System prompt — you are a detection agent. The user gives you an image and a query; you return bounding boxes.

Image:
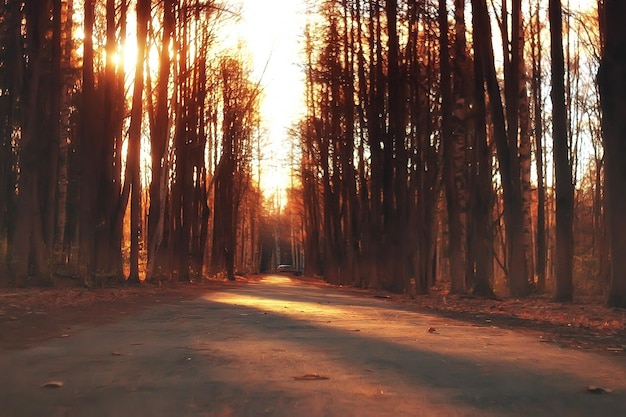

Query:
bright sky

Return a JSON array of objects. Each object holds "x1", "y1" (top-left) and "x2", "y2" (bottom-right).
[{"x1": 224, "y1": 0, "x2": 309, "y2": 203}]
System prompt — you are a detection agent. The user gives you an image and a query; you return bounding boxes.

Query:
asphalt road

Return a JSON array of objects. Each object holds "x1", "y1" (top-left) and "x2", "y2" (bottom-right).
[{"x1": 1, "y1": 275, "x2": 625, "y2": 417}]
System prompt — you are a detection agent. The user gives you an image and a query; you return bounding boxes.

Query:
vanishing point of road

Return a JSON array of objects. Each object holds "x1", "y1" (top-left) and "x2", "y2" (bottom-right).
[{"x1": 1, "y1": 275, "x2": 625, "y2": 416}]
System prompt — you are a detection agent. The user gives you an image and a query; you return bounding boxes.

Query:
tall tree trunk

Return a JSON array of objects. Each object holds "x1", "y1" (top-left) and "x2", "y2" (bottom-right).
[
  {"x1": 550, "y1": 0, "x2": 574, "y2": 302},
  {"x1": 471, "y1": 0, "x2": 529, "y2": 297},
  {"x1": 126, "y1": 0, "x2": 150, "y2": 284},
  {"x1": 0, "y1": 1, "x2": 22, "y2": 277},
  {"x1": 403, "y1": 2, "x2": 440, "y2": 294},
  {"x1": 386, "y1": 0, "x2": 409, "y2": 292},
  {"x1": 340, "y1": 0, "x2": 359, "y2": 287},
  {"x1": 440, "y1": 0, "x2": 465, "y2": 293},
  {"x1": 516, "y1": 12, "x2": 534, "y2": 292},
  {"x1": 599, "y1": 0, "x2": 626, "y2": 308},
  {"x1": 453, "y1": 0, "x2": 473, "y2": 293},
  {"x1": 532, "y1": 0, "x2": 547, "y2": 293},
  {"x1": 469, "y1": 6, "x2": 495, "y2": 297},
  {"x1": 97, "y1": 0, "x2": 127, "y2": 280},
  {"x1": 45, "y1": 0, "x2": 62, "y2": 254},
  {"x1": 10, "y1": 1, "x2": 54, "y2": 285},
  {"x1": 366, "y1": 0, "x2": 386, "y2": 289},
  {"x1": 78, "y1": 0, "x2": 102, "y2": 285},
  {"x1": 147, "y1": 0, "x2": 174, "y2": 279},
  {"x1": 109, "y1": 0, "x2": 129, "y2": 280},
  {"x1": 53, "y1": 0, "x2": 75, "y2": 268},
  {"x1": 301, "y1": 49, "x2": 323, "y2": 276}
]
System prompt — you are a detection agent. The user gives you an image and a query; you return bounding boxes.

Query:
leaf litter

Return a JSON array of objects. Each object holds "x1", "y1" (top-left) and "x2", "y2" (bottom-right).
[{"x1": 292, "y1": 374, "x2": 330, "y2": 381}]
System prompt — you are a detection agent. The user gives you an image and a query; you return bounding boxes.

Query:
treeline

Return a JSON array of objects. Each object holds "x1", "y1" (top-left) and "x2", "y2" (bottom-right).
[
  {"x1": 297, "y1": 0, "x2": 626, "y2": 306},
  {"x1": 0, "y1": 0, "x2": 266, "y2": 286}
]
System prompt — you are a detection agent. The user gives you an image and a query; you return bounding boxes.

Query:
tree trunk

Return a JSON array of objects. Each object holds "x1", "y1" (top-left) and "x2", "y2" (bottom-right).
[
  {"x1": 599, "y1": 0, "x2": 626, "y2": 308},
  {"x1": 440, "y1": 0, "x2": 465, "y2": 293},
  {"x1": 147, "y1": 0, "x2": 174, "y2": 279},
  {"x1": 126, "y1": 0, "x2": 150, "y2": 284},
  {"x1": 10, "y1": 1, "x2": 54, "y2": 285},
  {"x1": 550, "y1": 0, "x2": 574, "y2": 302},
  {"x1": 517, "y1": 24, "x2": 534, "y2": 293},
  {"x1": 471, "y1": 0, "x2": 529, "y2": 297},
  {"x1": 469, "y1": 8, "x2": 495, "y2": 297},
  {"x1": 532, "y1": 0, "x2": 547, "y2": 293}
]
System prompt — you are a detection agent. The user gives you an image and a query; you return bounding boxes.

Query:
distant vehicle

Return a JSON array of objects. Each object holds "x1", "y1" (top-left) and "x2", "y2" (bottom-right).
[{"x1": 277, "y1": 264, "x2": 302, "y2": 276}]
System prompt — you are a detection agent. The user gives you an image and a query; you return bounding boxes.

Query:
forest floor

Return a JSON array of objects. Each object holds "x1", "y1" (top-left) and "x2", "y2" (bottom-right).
[{"x1": 0, "y1": 275, "x2": 625, "y2": 354}]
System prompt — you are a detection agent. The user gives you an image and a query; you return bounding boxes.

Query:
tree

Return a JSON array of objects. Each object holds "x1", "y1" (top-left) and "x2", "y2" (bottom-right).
[
  {"x1": 468, "y1": 1, "x2": 495, "y2": 298},
  {"x1": 407, "y1": 1, "x2": 441, "y2": 294},
  {"x1": 471, "y1": 0, "x2": 529, "y2": 297},
  {"x1": 77, "y1": 0, "x2": 129, "y2": 286},
  {"x1": 385, "y1": 0, "x2": 411, "y2": 292},
  {"x1": 210, "y1": 57, "x2": 258, "y2": 281},
  {"x1": 440, "y1": 0, "x2": 466, "y2": 294},
  {"x1": 301, "y1": 31, "x2": 323, "y2": 277},
  {"x1": 9, "y1": 1, "x2": 57, "y2": 285},
  {"x1": 550, "y1": 0, "x2": 575, "y2": 301},
  {"x1": 0, "y1": 1, "x2": 21, "y2": 278},
  {"x1": 125, "y1": 0, "x2": 150, "y2": 284},
  {"x1": 598, "y1": 0, "x2": 626, "y2": 307},
  {"x1": 531, "y1": 0, "x2": 547, "y2": 293},
  {"x1": 147, "y1": 0, "x2": 175, "y2": 279}
]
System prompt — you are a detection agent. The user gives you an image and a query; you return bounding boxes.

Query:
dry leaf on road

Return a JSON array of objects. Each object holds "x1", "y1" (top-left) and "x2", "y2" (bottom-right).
[
  {"x1": 41, "y1": 381, "x2": 64, "y2": 388},
  {"x1": 292, "y1": 374, "x2": 330, "y2": 381},
  {"x1": 587, "y1": 385, "x2": 612, "y2": 394}
]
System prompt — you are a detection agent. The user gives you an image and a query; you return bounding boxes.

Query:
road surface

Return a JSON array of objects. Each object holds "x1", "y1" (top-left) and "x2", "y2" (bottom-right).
[{"x1": 1, "y1": 275, "x2": 625, "y2": 416}]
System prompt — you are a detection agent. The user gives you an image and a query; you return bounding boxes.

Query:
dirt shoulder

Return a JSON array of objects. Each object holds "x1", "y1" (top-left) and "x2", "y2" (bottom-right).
[{"x1": 1, "y1": 275, "x2": 625, "y2": 356}]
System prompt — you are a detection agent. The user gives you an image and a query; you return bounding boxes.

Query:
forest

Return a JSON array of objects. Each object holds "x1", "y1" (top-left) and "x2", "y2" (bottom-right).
[{"x1": 0, "y1": 0, "x2": 625, "y2": 308}]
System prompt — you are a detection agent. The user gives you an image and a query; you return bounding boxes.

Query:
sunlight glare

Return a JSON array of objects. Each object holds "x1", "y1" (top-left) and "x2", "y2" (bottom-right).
[
  {"x1": 206, "y1": 292, "x2": 365, "y2": 322},
  {"x1": 225, "y1": 0, "x2": 308, "y2": 203}
]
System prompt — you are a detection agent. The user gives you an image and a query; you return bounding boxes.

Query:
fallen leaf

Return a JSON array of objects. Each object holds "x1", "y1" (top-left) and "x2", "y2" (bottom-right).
[
  {"x1": 41, "y1": 381, "x2": 64, "y2": 388},
  {"x1": 293, "y1": 374, "x2": 330, "y2": 381},
  {"x1": 428, "y1": 327, "x2": 437, "y2": 333},
  {"x1": 587, "y1": 385, "x2": 612, "y2": 394}
]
